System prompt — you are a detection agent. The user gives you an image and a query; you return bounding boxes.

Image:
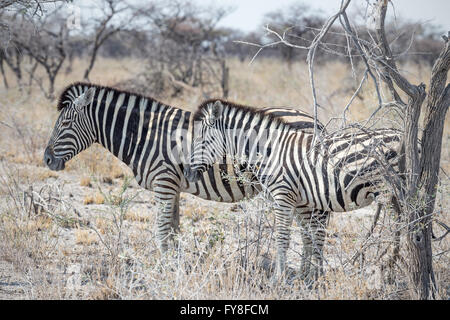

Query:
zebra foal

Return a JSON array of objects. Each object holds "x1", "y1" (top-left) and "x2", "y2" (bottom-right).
[
  {"x1": 43, "y1": 82, "x2": 324, "y2": 256},
  {"x1": 184, "y1": 100, "x2": 403, "y2": 282}
]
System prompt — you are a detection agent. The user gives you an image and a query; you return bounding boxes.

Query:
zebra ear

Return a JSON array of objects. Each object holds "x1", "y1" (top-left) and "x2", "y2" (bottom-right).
[
  {"x1": 74, "y1": 87, "x2": 95, "y2": 112},
  {"x1": 209, "y1": 101, "x2": 223, "y2": 123}
]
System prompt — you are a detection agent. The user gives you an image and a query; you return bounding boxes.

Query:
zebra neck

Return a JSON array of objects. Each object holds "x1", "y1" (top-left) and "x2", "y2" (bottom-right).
[
  {"x1": 229, "y1": 122, "x2": 301, "y2": 183},
  {"x1": 92, "y1": 88, "x2": 191, "y2": 173}
]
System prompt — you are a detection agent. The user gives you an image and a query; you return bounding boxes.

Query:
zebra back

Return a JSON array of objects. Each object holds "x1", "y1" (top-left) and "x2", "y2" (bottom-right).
[{"x1": 260, "y1": 107, "x2": 324, "y2": 133}]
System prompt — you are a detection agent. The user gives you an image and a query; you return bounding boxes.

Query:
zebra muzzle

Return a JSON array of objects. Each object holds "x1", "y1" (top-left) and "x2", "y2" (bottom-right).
[
  {"x1": 183, "y1": 165, "x2": 201, "y2": 182},
  {"x1": 44, "y1": 146, "x2": 65, "y2": 171}
]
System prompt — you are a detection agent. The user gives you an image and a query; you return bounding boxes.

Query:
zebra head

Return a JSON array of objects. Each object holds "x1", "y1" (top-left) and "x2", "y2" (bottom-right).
[
  {"x1": 44, "y1": 86, "x2": 96, "y2": 171},
  {"x1": 184, "y1": 100, "x2": 226, "y2": 182}
]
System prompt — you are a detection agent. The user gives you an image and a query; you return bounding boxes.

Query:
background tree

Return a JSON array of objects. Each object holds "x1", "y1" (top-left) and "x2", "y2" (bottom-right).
[
  {"x1": 8, "y1": 5, "x2": 69, "y2": 99},
  {"x1": 131, "y1": 0, "x2": 232, "y2": 99},
  {"x1": 81, "y1": 0, "x2": 136, "y2": 81},
  {"x1": 261, "y1": 3, "x2": 324, "y2": 65}
]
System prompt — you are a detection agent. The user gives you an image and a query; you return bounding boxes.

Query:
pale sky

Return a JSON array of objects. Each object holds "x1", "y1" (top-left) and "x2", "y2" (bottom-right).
[{"x1": 197, "y1": 0, "x2": 450, "y2": 34}]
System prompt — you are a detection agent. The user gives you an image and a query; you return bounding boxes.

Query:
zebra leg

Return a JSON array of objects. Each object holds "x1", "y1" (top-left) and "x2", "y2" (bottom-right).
[
  {"x1": 169, "y1": 192, "x2": 181, "y2": 252},
  {"x1": 273, "y1": 205, "x2": 294, "y2": 282},
  {"x1": 296, "y1": 209, "x2": 329, "y2": 285},
  {"x1": 171, "y1": 192, "x2": 180, "y2": 234},
  {"x1": 313, "y1": 211, "x2": 330, "y2": 279},
  {"x1": 309, "y1": 211, "x2": 329, "y2": 281},
  {"x1": 154, "y1": 184, "x2": 180, "y2": 253},
  {"x1": 295, "y1": 209, "x2": 313, "y2": 280}
]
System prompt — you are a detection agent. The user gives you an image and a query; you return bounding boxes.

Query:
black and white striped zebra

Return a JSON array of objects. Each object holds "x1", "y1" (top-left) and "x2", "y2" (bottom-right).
[
  {"x1": 43, "y1": 82, "x2": 325, "y2": 255},
  {"x1": 184, "y1": 100, "x2": 403, "y2": 281}
]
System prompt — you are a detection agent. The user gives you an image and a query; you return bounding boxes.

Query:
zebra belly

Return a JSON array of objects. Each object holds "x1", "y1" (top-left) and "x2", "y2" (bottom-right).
[
  {"x1": 181, "y1": 164, "x2": 261, "y2": 203},
  {"x1": 132, "y1": 161, "x2": 260, "y2": 203}
]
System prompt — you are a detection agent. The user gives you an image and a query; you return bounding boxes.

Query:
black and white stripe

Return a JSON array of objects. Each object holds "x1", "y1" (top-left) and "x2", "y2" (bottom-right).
[
  {"x1": 44, "y1": 82, "x2": 324, "y2": 254},
  {"x1": 185, "y1": 100, "x2": 402, "y2": 281}
]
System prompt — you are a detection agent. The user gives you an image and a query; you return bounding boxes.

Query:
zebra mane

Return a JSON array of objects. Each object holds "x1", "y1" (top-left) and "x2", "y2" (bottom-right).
[
  {"x1": 56, "y1": 82, "x2": 161, "y2": 112},
  {"x1": 193, "y1": 98, "x2": 290, "y2": 127},
  {"x1": 57, "y1": 82, "x2": 94, "y2": 111}
]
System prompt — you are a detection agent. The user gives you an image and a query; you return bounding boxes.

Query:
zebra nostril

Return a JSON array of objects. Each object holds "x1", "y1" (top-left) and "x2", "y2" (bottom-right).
[
  {"x1": 44, "y1": 154, "x2": 53, "y2": 167},
  {"x1": 44, "y1": 146, "x2": 54, "y2": 167}
]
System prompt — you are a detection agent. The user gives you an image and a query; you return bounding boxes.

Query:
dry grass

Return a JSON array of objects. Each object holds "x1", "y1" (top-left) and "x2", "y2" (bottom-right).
[
  {"x1": 124, "y1": 210, "x2": 151, "y2": 223},
  {"x1": 80, "y1": 176, "x2": 92, "y2": 187},
  {"x1": 83, "y1": 192, "x2": 105, "y2": 205},
  {"x1": 75, "y1": 228, "x2": 99, "y2": 245},
  {"x1": 0, "y1": 55, "x2": 448, "y2": 300}
]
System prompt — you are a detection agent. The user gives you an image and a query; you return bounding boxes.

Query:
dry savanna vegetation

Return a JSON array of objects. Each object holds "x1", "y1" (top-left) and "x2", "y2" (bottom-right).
[{"x1": 0, "y1": 0, "x2": 448, "y2": 300}]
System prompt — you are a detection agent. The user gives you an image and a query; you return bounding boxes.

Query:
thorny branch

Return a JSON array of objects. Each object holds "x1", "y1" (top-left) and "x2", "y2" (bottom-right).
[
  {"x1": 432, "y1": 220, "x2": 450, "y2": 242},
  {"x1": 306, "y1": 0, "x2": 351, "y2": 145},
  {"x1": 236, "y1": 0, "x2": 449, "y2": 299}
]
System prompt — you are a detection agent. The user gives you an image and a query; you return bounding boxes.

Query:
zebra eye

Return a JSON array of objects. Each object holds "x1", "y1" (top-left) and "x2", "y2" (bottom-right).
[{"x1": 60, "y1": 119, "x2": 71, "y2": 128}]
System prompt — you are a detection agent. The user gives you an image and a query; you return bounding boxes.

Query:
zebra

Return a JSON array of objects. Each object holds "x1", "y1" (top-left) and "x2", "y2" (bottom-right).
[
  {"x1": 43, "y1": 82, "x2": 326, "y2": 257},
  {"x1": 184, "y1": 99, "x2": 403, "y2": 282}
]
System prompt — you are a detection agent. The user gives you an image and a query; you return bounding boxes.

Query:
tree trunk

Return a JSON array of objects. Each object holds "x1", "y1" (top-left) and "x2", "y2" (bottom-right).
[
  {"x1": 83, "y1": 43, "x2": 99, "y2": 81},
  {"x1": 221, "y1": 59, "x2": 229, "y2": 99},
  {"x1": 409, "y1": 34, "x2": 450, "y2": 299},
  {"x1": 372, "y1": 0, "x2": 450, "y2": 299}
]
